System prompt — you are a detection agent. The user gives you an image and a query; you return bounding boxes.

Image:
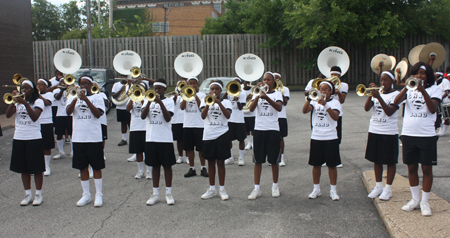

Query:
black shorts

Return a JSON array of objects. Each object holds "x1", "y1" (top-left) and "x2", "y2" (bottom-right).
[
  {"x1": 183, "y1": 128, "x2": 203, "y2": 151},
  {"x1": 252, "y1": 130, "x2": 281, "y2": 164},
  {"x1": 129, "y1": 131, "x2": 146, "y2": 154},
  {"x1": 203, "y1": 133, "x2": 231, "y2": 161},
  {"x1": 172, "y1": 123, "x2": 183, "y2": 141},
  {"x1": 10, "y1": 139, "x2": 45, "y2": 174},
  {"x1": 400, "y1": 135, "x2": 438, "y2": 166},
  {"x1": 337, "y1": 116, "x2": 342, "y2": 144},
  {"x1": 278, "y1": 118, "x2": 288, "y2": 138},
  {"x1": 41, "y1": 123, "x2": 55, "y2": 150},
  {"x1": 51, "y1": 106, "x2": 57, "y2": 127},
  {"x1": 244, "y1": 117, "x2": 255, "y2": 133},
  {"x1": 54, "y1": 116, "x2": 72, "y2": 136},
  {"x1": 116, "y1": 109, "x2": 131, "y2": 124},
  {"x1": 309, "y1": 139, "x2": 341, "y2": 167},
  {"x1": 72, "y1": 142, "x2": 105, "y2": 170},
  {"x1": 145, "y1": 142, "x2": 176, "y2": 168},
  {"x1": 101, "y1": 124, "x2": 108, "y2": 141},
  {"x1": 228, "y1": 122, "x2": 246, "y2": 142},
  {"x1": 365, "y1": 133, "x2": 398, "y2": 165}
]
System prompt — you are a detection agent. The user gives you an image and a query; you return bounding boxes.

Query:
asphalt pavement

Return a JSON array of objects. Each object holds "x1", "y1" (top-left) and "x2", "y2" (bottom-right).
[{"x1": 0, "y1": 91, "x2": 449, "y2": 237}]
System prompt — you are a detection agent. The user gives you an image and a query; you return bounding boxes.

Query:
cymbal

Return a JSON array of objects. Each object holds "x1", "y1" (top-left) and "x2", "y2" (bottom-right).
[
  {"x1": 389, "y1": 56, "x2": 396, "y2": 70},
  {"x1": 419, "y1": 42, "x2": 446, "y2": 70},
  {"x1": 371, "y1": 54, "x2": 392, "y2": 74},
  {"x1": 394, "y1": 57, "x2": 408, "y2": 81},
  {"x1": 408, "y1": 44, "x2": 425, "y2": 66}
]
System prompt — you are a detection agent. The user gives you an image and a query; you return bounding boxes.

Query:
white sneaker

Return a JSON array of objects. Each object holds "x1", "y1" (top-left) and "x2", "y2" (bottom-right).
[
  {"x1": 378, "y1": 189, "x2": 392, "y2": 200},
  {"x1": 279, "y1": 158, "x2": 286, "y2": 167},
  {"x1": 52, "y1": 152, "x2": 65, "y2": 159},
  {"x1": 330, "y1": 191, "x2": 340, "y2": 201},
  {"x1": 176, "y1": 157, "x2": 183, "y2": 164},
  {"x1": 166, "y1": 193, "x2": 175, "y2": 205},
  {"x1": 336, "y1": 164, "x2": 343, "y2": 168},
  {"x1": 272, "y1": 185, "x2": 280, "y2": 198},
  {"x1": 146, "y1": 195, "x2": 159, "y2": 206},
  {"x1": 76, "y1": 193, "x2": 92, "y2": 207},
  {"x1": 245, "y1": 143, "x2": 252, "y2": 150},
  {"x1": 321, "y1": 163, "x2": 327, "y2": 167},
  {"x1": 420, "y1": 201, "x2": 432, "y2": 216},
  {"x1": 94, "y1": 193, "x2": 103, "y2": 207},
  {"x1": 402, "y1": 199, "x2": 420, "y2": 212},
  {"x1": 186, "y1": 158, "x2": 190, "y2": 164},
  {"x1": 135, "y1": 171, "x2": 144, "y2": 179},
  {"x1": 248, "y1": 189, "x2": 261, "y2": 200},
  {"x1": 225, "y1": 158, "x2": 234, "y2": 165},
  {"x1": 219, "y1": 189, "x2": 229, "y2": 200},
  {"x1": 127, "y1": 154, "x2": 137, "y2": 162},
  {"x1": 368, "y1": 186, "x2": 383, "y2": 198},
  {"x1": 32, "y1": 194, "x2": 43, "y2": 206},
  {"x1": 44, "y1": 167, "x2": 51, "y2": 176},
  {"x1": 238, "y1": 157, "x2": 245, "y2": 166},
  {"x1": 20, "y1": 194, "x2": 33, "y2": 206},
  {"x1": 308, "y1": 189, "x2": 321, "y2": 199},
  {"x1": 89, "y1": 167, "x2": 93, "y2": 179},
  {"x1": 201, "y1": 188, "x2": 217, "y2": 199},
  {"x1": 78, "y1": 173, "x2": 81, "y2": 178},
  {"x1": 145, "y1": 171, "x2": 152, "y2": 179}
]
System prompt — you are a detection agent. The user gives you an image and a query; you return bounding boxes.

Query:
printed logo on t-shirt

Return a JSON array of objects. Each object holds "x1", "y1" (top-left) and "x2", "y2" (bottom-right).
[
  {"x1": 186, "y1": 101, "x2": 198, "y2": 113},
  {"x1": 408, "y1": 93, "x2": 427, "y2": 117},
  {"x1": 315, "y1": 106, "x2": 327, "y2": 121},
  {"x1": 16, "y1": 105, "x2": 31, "y2": 124},
  {"x1": 258, "y1": 99, "x2": 272, "y2": 116},
  {"x1": 150, "y1": 103, "x2": 162, "y2": 124},
  {"x1": 133, "y1": 103, "x2": 142, "y2": 117},
  {"x1": 374, "y1": 101, "x2": 383, "y2": 115},
  {"x1": 76, "y1": 100, "x2": 92, "y2": 119},
  {"x1": 208, "y1": 106, "x2": 224, "y2": 125}
]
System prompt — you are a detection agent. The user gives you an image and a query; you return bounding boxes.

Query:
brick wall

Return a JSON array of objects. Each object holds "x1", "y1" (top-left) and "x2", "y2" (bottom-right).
[{"x1": 0, "y1": 0, "x2": 34, "y2": 114}]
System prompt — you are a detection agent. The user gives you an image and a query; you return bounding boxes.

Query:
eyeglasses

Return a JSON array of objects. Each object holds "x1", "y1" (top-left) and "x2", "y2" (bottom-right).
[{"x1": 319, "y1": 88, "x2": 331, "y2": 92}]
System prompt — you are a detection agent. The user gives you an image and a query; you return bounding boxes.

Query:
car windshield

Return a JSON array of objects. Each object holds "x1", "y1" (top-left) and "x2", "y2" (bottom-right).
[
  {"x1": 199, "y1": 78, "x2": 234, "y2": 93},
  {"x1": 73, "y1": 70, "x2": 106, "y2": 85}
]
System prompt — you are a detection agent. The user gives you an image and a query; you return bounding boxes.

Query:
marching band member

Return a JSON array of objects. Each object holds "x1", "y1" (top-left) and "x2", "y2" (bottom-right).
[
  {"x1": 66, "y1": 75, "x2": 106, "y2": 207},
  {"x1": 274, "y1": 73, "x2": 290, "y2": 167},
  {"x1": 53, "y1": 82, "x2": 73, "y2": 159},
  {"x1": 99, "y1": 91, "x2": 109, "y2": 160},
  {"x1": 141, "y1": 78, "x2": 176, "y2": 205},
  {"x1": 200, "y1": 80, "x2": 232, "y2": 200},
  {"x1": 126, "y1": 83, "x2": 152, "y2": 179},
  {"x1": 37, "y1": 78, "x2": 55, "y2": 176},
  {"x1": 173, "y1": 77, "x2": 188, "y2": 164},
  {"x1": 302, "y1": 80, "x2": 341, "y2": 201},
  {"x1": 363, "y1": 70, "x2": 400, "y2": 200},
  {"x1": 180, "y1": 77, "x2": 208, "y2": 178},
  {"x1": 436, "y1": 68, "x2": 450, "y2": 136},
  {"x1": 393, "y1": 62, "x2": 442, "y2": 216},
  {"x1": 242, "y1": 80, "x2": 255, "y2": 150},
  {"x1": 48, "y1": 70, "x2": 63, "y2": 126},
  {"x1": 112, "y1": 75, "x2": 131, "y2": 147},
  {"x1": 223, "y1": 77, "x2": 247, "y2": 166},
  {"x1": 247, "y1": 72, "x2": 283, "y2": 200},
  {"x1": 6, "y1": 80, "x2": 45, "y2": 206}
]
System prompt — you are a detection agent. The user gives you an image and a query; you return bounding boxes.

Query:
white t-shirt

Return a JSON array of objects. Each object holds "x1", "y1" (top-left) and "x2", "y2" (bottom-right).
[
  {"x1": 310, "y1": 99, "x2": 341, "y2": 140},
  {"x1": 14, "y1": 99, "x2": 44, "y2": 140},
  {"x1": 171, "y1": 96, "x2": 184, "y2": 124},
  {"x1": 129, "y1": 100, "x2": 147, "y2": 132},
  {"x1": 401, "y1": 85, "x2": 443, "y2": 137},
  {"x1": 228, "y1": 92, "x2": 246, "y2": 123},
  {"x1": 182, "y1": 91, "x2": 206, "y2": 128},
  {"x1": 99, "y1": 92, "x2": 108, "y2": 126},
  {"x1": 49, "y1": 77, "x2": 61, "y2": 91},
  {"x1": 143, "y1": 97, "x2": 174, "y2": 143},
  {"x1": 368, "y1": 91, "x2": 400, "y2": 135},
  {"x1": 112, "y1": 82, "x2": 128, "y2": 110},
  {"x1": 305, "y1": 79, "x2": 314, "y2": 91},
  {"x1": 53, "y1": 89, "x2": 69, "y2": 117},
  {"x1": 253, "y1": 91, "x2": 283, "y2": 131},
  {"x1": 278, "y1": 86, "x2": 290, "y2": 119},
  {"x1": 333, "y1": 82, "x2": 348, "y2": 116},
  {"x1": 439, "y1": 79, "x2": 450, "y2": 103},
  {"x1": 39, "y1": 92, "x2": 53, "y2": 124},
  {"x1": 67, "y1": 94, "x2": 105, "y2": 143},
  {"x1": 242, "y1": 88, "x2": 255, "y2": 117},
  {"x1": 201, "y1": 99, "x2": 232, "y2": 141}
]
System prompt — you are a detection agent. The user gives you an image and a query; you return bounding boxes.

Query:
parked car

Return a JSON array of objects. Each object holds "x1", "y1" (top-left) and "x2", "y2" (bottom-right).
[
  {"x1": 199, "y1": 77, "x2": 234, "y2": 96},
  {"x1": 72, "y1": 67, "x2": 116, "y2": 114}
]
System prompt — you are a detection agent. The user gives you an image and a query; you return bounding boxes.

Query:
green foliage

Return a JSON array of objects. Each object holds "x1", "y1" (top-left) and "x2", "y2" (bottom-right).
[
  {"x1": 31, "y1": 0, "x2": 62, "y2": 41},
  {"x1": 201, "y1": 0, "x2": 247, "y2": 35},
  {"x1": 113, "y1": 15, "x2": 154, "y2": 38},
  {"x1": 61, "y1": 1, "x2": 82, "y2": 31}
]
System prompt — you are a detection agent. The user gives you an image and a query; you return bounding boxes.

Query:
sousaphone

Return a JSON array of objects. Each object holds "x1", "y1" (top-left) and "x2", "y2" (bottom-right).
[
  {"x1": 174, "y1": 52, "x2": 203, "y2": 78},
  {"x1": 235, "y1": 53, "x2": 265, "y2": 82},
  {"x1": 317, "y1": 46, "x2": 350, "y2": 78},
  {"x1": 53, "y1": 48, "x2": 82, "y2": 84},
  {"x1": 112, "y1": 50, "x2": 142, "y2": 106},
  {"x1": 370, "y1": 54, "x2": 392, "y2": 75}
]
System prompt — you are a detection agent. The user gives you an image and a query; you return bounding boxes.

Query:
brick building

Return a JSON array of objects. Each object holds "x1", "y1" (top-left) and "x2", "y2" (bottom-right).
[
  {"x1": 0, "y1": 0, "x2": 34, "y2": 114},
  {"x1": 116, "y1": 0, "x2": 226, "y2": 36}
]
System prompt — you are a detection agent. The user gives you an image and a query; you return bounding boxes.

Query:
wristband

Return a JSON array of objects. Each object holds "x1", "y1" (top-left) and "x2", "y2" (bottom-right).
[{"x1": 306, "y1": 97, "x2": 312, "y2": 101}]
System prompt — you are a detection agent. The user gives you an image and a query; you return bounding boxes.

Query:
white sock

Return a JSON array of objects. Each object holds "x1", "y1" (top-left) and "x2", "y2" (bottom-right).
[
  {"x1": 272, "y1": 183, "x2": 278, "y2": 188},
  {"x1": 330, "y1": 185, "x2": 337, "y2": 192},
  {"x1": 385, "y1": 184, "x2": 392, "y2": 190},
  {"x1": 44, "y1": 155, "x2": 51, "y2": 168},
  {"x1": 166, "y1": 187, "x2": 172, "y2": 194},
  {"x1": 146, "y1": 165, "x2": 152, "y2": 172},
  {"x1": 239, "y1": 150, "x2": 244, "y2": 158},
  {"x1": 70, "y1": 139, "x2": 73, "y2": 154},
  {"x1": 137, "y1": 162, "x2": 144, "y2": 172},
  {"x1": 281, "y1": 154, "x2": 284, "y2": 160},
  {"x1": 249, "y1": 135, "x2": 253, "y2": 143},
  {"x1": 57, "y1": 139, "x2": 64, "y2": 154},
  {"x1": 153, "y1": 187, "x2": 160, "y2": 195},
  {"x1": 219, "y1": 185, "x2": 225, "y2": 191},
  {"x1": 210, "y1": 185, "x2": 216, "y2": 191},
  {"x1": 190, "y1": 166, "x2": 195, "y2": 170},
  {"x1": 122, "y1": 133, "x2": 127, "y2": 141},
  {"x1": 81, "y1": 180, "x2": 90, "y2": 195},
  {"x1": 376, "y1": 182, "x2": 383, "y2": 188},
  {"x1": 230, "y1": 149, "x2": 233, "y2": 157},
  {"x1": 254, "y1": 184, "x2": 260, "y2": 190},
  {"x1": 94, "y1": 178, "x2": 102, "y2": 194},
  {"x1": 313, "y1": 184, "x2": 320, "y2": 191},
  {"x1": 201, "y1": 166, "x2": 205, "y2": 170},
  {"x1": 25, "y1": 189, "x2": 32, "y2": 196},
  {"x1": 422, "y1": 191, "x2": 430, "y2": 203},
  {"x1": 410, "y1": 186, "x2": 420, "y2": 202},
  {"x1": 36, "y1": 190, "x2": 42, "y2": 196},
  {"x1": 442, "y1": 125, "x2": 449, "y2": 134}
]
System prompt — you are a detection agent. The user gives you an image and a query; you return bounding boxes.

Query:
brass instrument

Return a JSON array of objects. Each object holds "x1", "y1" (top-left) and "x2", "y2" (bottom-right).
[
  {"x1": 164, "y1": 81, "x2": 187, "y2": 98},
  {"x1": 2, "y1": 73, "x2": 26, "y2": 91},
  {"x1": 66, "y1": 86, "x2": 85, "y2": 100},
  {"x1": 308, "y1": 88, "x2": 325, "y2": 101},
  {"x1": 405, "y1": 77, "x2": 421, "y2": 91},
  {"x1": 226, "y1": 81, "x2": 241, "y2": 97},
  {"x1": 356, "y1": 84, "x2": 383, "y2": 97},
  {"x1": 311, "y1": 78, "x2": 325, "y2": 89},
  {"x1": 145, "y1": 89, "x2": 158, "y2": 102},
  {"x1": 252, "y1": 84, "x2": 268, "y2": 97},
  {"x1": 91, "y1": 82, "x2": 102, "y2": 94},
  {"x1": 128, "y1": 84, "x2": 146, "y2": 102},
  {"x1": 275, "y1": 78, "x2": 285, "y2": 94},
  {"x1": 328, "y1": 76, "x2": 341, "y2": 90},
  {"x1": 13, "y1": 73, "x2": 23, "y2": 84},
  {"x1": 130, "y1": 66, "x2": 141, "y2": 78},
  {"x1": 204, "y1": 94, "x2": 215, "y2": 106},
  {"x1": 180, "y1": 85, "x2": 196, "y2": 101},
  {"x1": 3, "y1": 93, "x2": 24, "y2": 104},
  {"x1": 64, "y1": 74, "x2": 75, "y2": 85},
  {"x1": 111, "y1": 83, "x2": 130, "y2": 106}
]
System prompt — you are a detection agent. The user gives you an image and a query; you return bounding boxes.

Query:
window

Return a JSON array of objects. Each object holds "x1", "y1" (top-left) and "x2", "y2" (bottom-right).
[
  {"x1": 169, "y1": 4, "x2": 173, "y2": 7},
  {"x1": 211, "y1": 11, "x2": 217, "y2": 18},
  {"x1": 214, "y1": 2, "x2": 221, "y2": 13},
  {"x1": 175, "y1": 3, "x2": 179, "y2": 7},
  {"x1": 152, "y1": 22, "x2": 169, "y2": 33},
  {"x1": 164, "y1": 4, "x2": 168, "y2": 7},
  {"x1": 180, "y1": 3, "x2": 184, "y2": 6}
]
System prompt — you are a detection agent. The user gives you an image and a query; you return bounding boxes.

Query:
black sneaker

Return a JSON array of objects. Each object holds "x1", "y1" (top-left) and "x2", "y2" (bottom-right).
[
  {"x1": 184, "y1": 168, "x2": 196, "y2": 178},
  {"x1": 118, "y1": 140, "x2": 128, "y2": 146},
  {"x1": 200, "y1": 168, "x2": 209, "y2": 177}
]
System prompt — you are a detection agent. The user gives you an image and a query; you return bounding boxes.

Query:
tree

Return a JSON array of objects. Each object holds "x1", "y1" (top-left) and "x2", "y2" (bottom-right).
[
  {"x1": 31, "y1": 0, "x2": 62, "y2": 41},
  {"x1": 61, "y1": 1, "x2": 82, "y2": 31}
]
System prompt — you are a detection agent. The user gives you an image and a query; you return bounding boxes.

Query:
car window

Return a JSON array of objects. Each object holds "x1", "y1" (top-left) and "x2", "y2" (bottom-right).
[{"x1": 73, "y1": 70, "x2": 106, "y2": 85}]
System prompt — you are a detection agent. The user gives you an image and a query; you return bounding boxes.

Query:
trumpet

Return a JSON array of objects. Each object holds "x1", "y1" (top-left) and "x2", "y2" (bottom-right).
[
  {"x1": 308, "y1": 88, "x2": 325, "y2": 101},
  {"x1": 252, "y1": 84, "x2": 268, "y2": 97},
  {"x1": 356, "y1": 84, "x2": 383, "y2": 97},
  {"x1": 226, "y1": 81, "x2": 241, "y2": 97},
  {"x1": 180, "y1": 85, "x2": 196, "y2": 101},
  {"x1": 128, "y1": 84, "x2": 146, "y2": 102},
  {"x1": 204, "y1": 94, "x2": 215, "y2": 106},
  {"x1": 3, "y1": 93, "x2": 24, "y2": 104},
  {"x1": 130, "y1": 66, "x2": 141, "y2": 78},
  {"x1": 66, "y1": 86, "x2": 85, "y2": 100},
  {"x1": 145, "y1": 89, "x2": 158, "y2": 102},
  {"x1": 405, "y1": 77, "x2": 421, "y2": 91}
]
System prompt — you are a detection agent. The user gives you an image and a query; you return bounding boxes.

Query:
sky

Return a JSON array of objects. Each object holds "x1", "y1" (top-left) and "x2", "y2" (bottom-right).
[{"x1": 31, "y1": 0, "x2": 87, "y2": 6}]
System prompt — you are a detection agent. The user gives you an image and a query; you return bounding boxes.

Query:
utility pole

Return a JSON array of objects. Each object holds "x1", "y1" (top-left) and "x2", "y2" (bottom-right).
[
  {"x1": 163, "y1": 7, "x2": 170, "y2": 36},
  {"x1": 86, "y1": 0, "x2": 94, "y2": 69},
  {"x1": 109, "y1": 0, "x2": 113, "y2": 29},
  {"x1": 98, "y1": 0, "x2": 101, "y2": 24}
]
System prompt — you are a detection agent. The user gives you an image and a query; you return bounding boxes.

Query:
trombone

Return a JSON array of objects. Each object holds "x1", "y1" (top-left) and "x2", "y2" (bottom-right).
[
  {"x1": 405, "y1": 77, "x2": 421, "y2": 91},
  {"x1": 145, "y1": 89, "x2": 158, "y2": 102},
  {"x1": 164, "y1": 80, "x2": 187, "y2": 97},
  {"x1": 308, "y1": 88, "x2": 325, "y2": 101},
  {"x1": 3, "y1": 93, "x2": 24, "y2": 104},
  {"x1": 130, "y1": 66, "x2": 141, "y2": 78},
  {"x1": 91, "y1": 82, "x2": 102, "y2": 94},
  {"x1": 204, "y1": 94, "x2": 215, "y2": 106},
  {"x1": 356, "y1": 84, "x2": 383, "y2": 97},
  {"x1": 128, "y1": 84, "x2": 146, "y2": 102},
  {"x1": 226, "y1": 81, "x2": 241, "y2": 97},
  {"x1": 180, "y1": 85, "x2": 196, "y2": 101},
  {"x1": 312, "y1": 76, "x2": 341, "y2": 91},
  {"x1": 64, "y1": 74, "x2": 76, "y2": 86},
  {"x1": 2, "y1": 73, "x2": 25, "y2": 91}
]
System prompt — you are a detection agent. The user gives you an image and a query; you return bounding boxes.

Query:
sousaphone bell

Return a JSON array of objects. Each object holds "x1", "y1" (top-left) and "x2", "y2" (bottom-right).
[
  {"x1": 174, "y1": 52, "x2": 203, "y2": 78},
  {"x1": 317, "y1": 46, "x2": 350, "y2": 78},
  {"x1": 235, "y1": 53, "x2": 265, "y2": 82}
]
